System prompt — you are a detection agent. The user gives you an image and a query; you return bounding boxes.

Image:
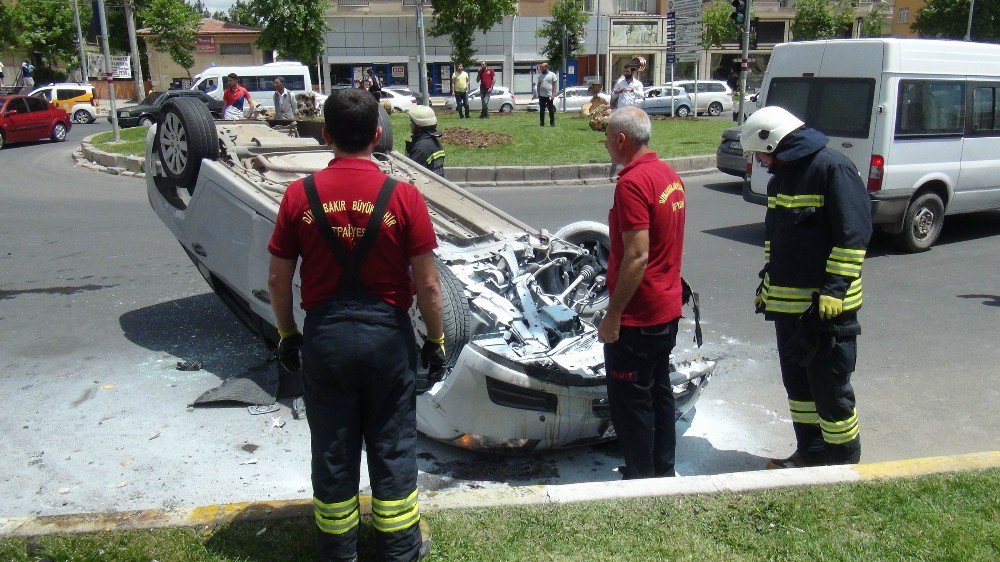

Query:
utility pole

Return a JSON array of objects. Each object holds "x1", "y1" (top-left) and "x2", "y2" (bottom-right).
[
  {"x1": 965, "y1": 0, "x2": 976, "y2": 41},
  {"x1": 561, "y1": 25, "x2": 568, "y2": 112},
  {"x1": 97, "y1": 0, "x2": 120, "y2": 142},
  {"x1": 124, "y1": 0, "x2": 145, "y2": 101},
  {"x1": 736, "y1": 0, "x2": 751, "y2": 126},
  {"x1": 416, "y1": 0, "x2": 430, "y2": 106},
  {"x1": 72, "y1": 0, "x2": 89, "y2": 82}
]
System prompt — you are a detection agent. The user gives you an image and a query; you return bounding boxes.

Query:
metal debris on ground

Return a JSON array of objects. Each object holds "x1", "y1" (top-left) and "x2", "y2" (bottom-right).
[
  {"x1": 440, "y1": 127, "x2": 512, "y2": 149},
  {"x1": 239, "y1": 459, "x2": 258, "y2": 465},
  {"x1": 176, "y1": 360, "x2": 202, "y2": 371},
  {"x1": 148, "y1": 431, "x2": 160, "y2": 440},
  {"x1": 270, "y1": 416, "x2": 285, "y2": 429},
  {"x1": 248, "y1": 404, "x2": 280, "y2": 415}
]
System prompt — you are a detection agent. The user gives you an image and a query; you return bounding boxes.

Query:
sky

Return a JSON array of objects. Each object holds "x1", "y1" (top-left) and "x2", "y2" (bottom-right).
[{"x1": 203, "y1": 1, "x2": 236, "y2": 15}]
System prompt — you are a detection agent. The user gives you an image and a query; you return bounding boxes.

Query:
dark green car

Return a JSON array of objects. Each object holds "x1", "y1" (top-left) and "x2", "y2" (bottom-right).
[{"x1": 109, "y1": 90, "x2": 223, "y2": 128}]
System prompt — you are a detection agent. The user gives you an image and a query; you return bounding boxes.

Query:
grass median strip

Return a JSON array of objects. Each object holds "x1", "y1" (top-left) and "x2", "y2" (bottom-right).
[
  {"x1": 2, "y1": 469, "x2": 997, "y2": 561},
  {"x1": 91, "y1": 126, "x2": 149, "y2": 158}
]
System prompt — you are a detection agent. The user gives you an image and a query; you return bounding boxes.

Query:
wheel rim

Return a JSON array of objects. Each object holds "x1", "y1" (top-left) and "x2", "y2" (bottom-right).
[
  {"x1": 678, "y1": 107, "x2": 688, "y2": 117},
  {"x1": 74, "y1": 110, "x2": 87, "y2": 123},
  {"x1": 54, "y1": 124, "x2": 66, "y2": 140},
  {"x1": 141, "y1": 118, "x2": 153, "y2": 127},
  {"x1": 160, "y1": 113, "x2": 189, "y2": 176},
  {"x1": 501, "y1": 104, "x2": 512, "y2": 113},
  {"x1": 913, "y1": 206, "x2": 937, "y2": 240},
  {"x1": 709, "y1": 103, "x2": 722, "y2": 116}
]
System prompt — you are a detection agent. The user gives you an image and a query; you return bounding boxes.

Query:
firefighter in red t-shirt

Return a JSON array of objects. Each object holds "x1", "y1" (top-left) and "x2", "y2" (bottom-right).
[
  {"x1": 268, "y1": 89, "x2": 444, "y2": 561},
  {"x1": 599, "y1": 106, "x2": 687, "y2": 479}
]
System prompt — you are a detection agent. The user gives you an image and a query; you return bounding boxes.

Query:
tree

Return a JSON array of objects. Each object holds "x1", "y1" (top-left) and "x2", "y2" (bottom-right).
[
  {"x1": 702, "y1": 0, "x2": 740, "y2": 49},
  {"x1": 791, "y1": 0, "x2": 853, "y2": 40},
  {"x1": 140, "y1": 0, "x2": 201, "y2": 78},
  {"x1": 250, "y1": 0, "x2": 329, "y2": 63},
  {"x1": 428, "y1": 0, "x2": 518, "y2": 67},
  {"x1": 536, "y1": 0, "x2": 588, "y2": 69},
  {"x1": 912, "y1": 0, "x2": 1000, "y2": 41},
  {"x1": 220, "y1": 0, "x2": 262, "y2": 27},
  {"x1": 189, "y1": 0, "x2": 209, "y2": 18},
  {"x1": 5, "y1": 0, "x2": 89, "y2": 69},
  {"x1": 859, "y1": 2, "x2": 888, "y2": 37}
]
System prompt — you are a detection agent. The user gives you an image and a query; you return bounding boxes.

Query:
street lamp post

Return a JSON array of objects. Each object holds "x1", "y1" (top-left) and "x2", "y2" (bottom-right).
[
  {"x1": 965, "y1": 0, "x2": 976, "y2": 41},
  {"x1": 416, "y1": 0, "x2": 430, "y2": 106}
]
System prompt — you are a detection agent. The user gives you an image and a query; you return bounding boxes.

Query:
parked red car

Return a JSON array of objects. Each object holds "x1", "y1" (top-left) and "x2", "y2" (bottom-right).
[{"x1": 0, "y1": 95, "x2": 71, "y2": 149}]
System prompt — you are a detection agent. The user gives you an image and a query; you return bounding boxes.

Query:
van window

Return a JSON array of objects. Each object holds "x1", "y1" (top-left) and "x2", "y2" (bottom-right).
[
  {"x1": 767, "y1": 78, "x2": 876, "y2": 139},
  {"x1": 895, "y1": 80, "x2": 965, "y2": 137},
  {"x1": 972, "y1": 86, "x2": 1000, "y2": 133},
  {"x1": 241, "y1": 74, "x2": 306, "y2": 92},
  {"x1": 57, "y1": 89, "x2": 87, "y2": 100}
]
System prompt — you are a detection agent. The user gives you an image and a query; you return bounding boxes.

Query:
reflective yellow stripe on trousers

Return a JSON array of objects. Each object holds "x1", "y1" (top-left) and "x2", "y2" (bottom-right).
[
  {"x1": 788, "y1": 399, "x2": 820, "y2": 424},
  {"x1": 314, "y1": 495, "x2": 360, "y2": 535},
  {"x1": 371, "y1": 489, "x2": 420, "y2": 533},
  {"x1": 820, "y1": 409, "x2": 860, "y2": 444}
]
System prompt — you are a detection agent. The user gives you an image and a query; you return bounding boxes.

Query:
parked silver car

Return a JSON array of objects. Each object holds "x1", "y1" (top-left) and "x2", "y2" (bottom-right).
[
  {"x1": 672, "y1": 80, "x2": 735, "y2": 116},
  {"x1": 640, "y1": 86, "x2": 694, "y2": 117},
  {"x1": 528, "y1": 86, "x2": 611, "y2": 112},
  {"x1": 444, "y1": 86, "x2": 517, "y2": 113}
]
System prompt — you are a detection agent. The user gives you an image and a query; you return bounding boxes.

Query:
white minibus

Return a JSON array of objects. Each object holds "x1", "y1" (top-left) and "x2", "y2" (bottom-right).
[
  {"x1": 190, "y1": 62, "x2": 313, "y2": 110},
  {"x1": 744, "y1": 39, "x2": 1000, "y2": 252}
]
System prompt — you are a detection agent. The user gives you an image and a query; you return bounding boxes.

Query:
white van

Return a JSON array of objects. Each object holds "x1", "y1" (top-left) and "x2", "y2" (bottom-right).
[
  {"x1": 744, "y1": 39, "x2": 1000, "y2": 252},
  {"x1": 190, "y1": 62, "x2": 313, "y2": 110}
]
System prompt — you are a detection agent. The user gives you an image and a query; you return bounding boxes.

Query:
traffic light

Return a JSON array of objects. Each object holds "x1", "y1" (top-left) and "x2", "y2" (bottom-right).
[{"x1": 731, "y1": 0, "x2": 746, "y2": 26}]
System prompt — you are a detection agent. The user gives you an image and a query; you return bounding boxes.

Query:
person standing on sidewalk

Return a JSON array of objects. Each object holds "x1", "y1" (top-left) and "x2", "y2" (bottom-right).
[
  {"x1": 598, "y1": 107, "x2": 687, "y2": 479},
  {"x1": 477, "y1": 61, "x2": 495, "y2": 119},
  {"x1": 451, "y1": 63, "x2": 470, "y2": 118},
  {"x1": 272, "y1": 77, "x2": 296, "y2": 121},
  {"x1": 267, "y1": 88, "x2": 445, "y2": 561},
  {"x1": 536, "y1": 62, "x2": 558, "y2": 127},
  {"x1": 740, "y1": 106, "x2": 871, "y2": 468}
]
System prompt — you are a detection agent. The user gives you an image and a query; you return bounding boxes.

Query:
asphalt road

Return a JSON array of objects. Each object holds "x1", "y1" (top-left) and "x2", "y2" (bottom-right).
[{"x1": 1, "y1": 124, "x2": 998, "y2": 518}]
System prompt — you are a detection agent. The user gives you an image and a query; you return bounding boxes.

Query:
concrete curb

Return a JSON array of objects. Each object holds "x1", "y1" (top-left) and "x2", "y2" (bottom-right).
[
  {"x1": 75, "y1": 131, "x2": 145, "y2": 178},
  {"x1": 2, "y1": 451, "x2": 997, "y2": 538}
]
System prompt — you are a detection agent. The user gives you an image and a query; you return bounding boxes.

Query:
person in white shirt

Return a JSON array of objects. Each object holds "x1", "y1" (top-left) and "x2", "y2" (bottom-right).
[
  {"x1": 535, "y1": 62, "x2": 559, "y2": 127},
  {"x1": 613, "y1": 65, "x2": 644, "y2": 109}
]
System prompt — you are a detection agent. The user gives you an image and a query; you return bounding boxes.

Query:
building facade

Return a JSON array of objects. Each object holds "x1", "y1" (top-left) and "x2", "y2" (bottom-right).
[
  {"x1": 891, "y1": 0, "x2": 924, "y2": 37},
  {"x1": 140, "y1": 18, "x2": 263, "y2": 91}
]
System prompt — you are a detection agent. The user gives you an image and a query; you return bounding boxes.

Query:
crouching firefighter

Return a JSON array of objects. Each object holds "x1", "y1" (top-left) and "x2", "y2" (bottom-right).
[
  {"x1": 405, "y1": 106, "x2": 445, "y2": 177},
  {"x1": 740, "y1": 106, "x2": 872, "y2": 468},
  {"x1": 267, "y1": 88, "x2": 446, "y2": 561}
]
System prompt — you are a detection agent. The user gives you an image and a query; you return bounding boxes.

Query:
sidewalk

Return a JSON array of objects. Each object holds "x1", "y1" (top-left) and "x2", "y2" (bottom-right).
[{"x1": 2, "y1": 451, "x2": 997, "y2": 537}]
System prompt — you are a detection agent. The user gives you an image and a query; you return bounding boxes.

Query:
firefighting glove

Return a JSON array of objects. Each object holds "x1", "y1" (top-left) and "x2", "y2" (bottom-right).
[
  {"x1": 276, "y1": 330, "x2": 303, "y2": 374},
  {"x1": 416, "y1": 335, "x2": 446, "y2": 395},
  {"x1": 818, "y1": 295, "x2": 844, "y2": 320},
  {"x1": 754, "y1": 270, "x2": 768, "y2": 314}
]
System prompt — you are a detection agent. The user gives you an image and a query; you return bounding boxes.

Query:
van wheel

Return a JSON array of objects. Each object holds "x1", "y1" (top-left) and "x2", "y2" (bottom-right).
[
  {"x1": 73, "y1": 109, "x2": 91, "y2": 124},
  {"x1": 708, "y1": 102, "x2": 723, "y2": 116},
  {"x1": 895, "y1": 192, "x2": 944, "y2": 252},
  {"x1": 157, "y1": 96, "x2": 219, "y2": 194},
  {"x1": 675, "y1": 105, "x2": 691, "y2": 118},
  {"x1": 375, "y1": 105, "x2": 393, "y2": 154}
]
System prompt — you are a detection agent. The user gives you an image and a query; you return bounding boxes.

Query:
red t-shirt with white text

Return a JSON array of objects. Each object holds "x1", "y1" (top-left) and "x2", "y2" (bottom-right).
[
  {"x1": 607, "y1": 152, "x2": 686, "y2": 327},
  {"x1": 267, "y1": 158, "x2": 438, "y2": 311}
]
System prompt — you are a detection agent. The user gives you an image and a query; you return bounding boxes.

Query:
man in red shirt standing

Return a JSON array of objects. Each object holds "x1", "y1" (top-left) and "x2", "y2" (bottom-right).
[
  {"x1": 268, "y1": 88, "x2": 444, "y2": 561},
  {"x1": 223, "y1": 72, "x2": 256, "y2": 119},
  {"x1": 599, "y1": 106, "x2": 687, "y2": 479},
  {"x1": 477, "y1": 60, "x2": 495, "y2": 119}
]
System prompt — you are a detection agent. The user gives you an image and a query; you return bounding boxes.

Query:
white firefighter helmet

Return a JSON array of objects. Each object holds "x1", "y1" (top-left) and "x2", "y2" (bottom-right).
[{"x1": 739, "y1": 106, "x2": 805, "y2": 154}]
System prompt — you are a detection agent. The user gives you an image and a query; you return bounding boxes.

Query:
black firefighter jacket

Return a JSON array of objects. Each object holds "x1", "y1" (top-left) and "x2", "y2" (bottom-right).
[
  {"x1": 760, "y1": 128, "x2": 873, "y2": 320},
  {"x1": 405, "y1": 130, "x2": 445, "y2": 177}
]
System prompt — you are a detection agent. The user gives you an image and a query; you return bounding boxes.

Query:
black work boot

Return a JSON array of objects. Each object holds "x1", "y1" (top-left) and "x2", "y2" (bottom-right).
[
  {"x1": 765, "y1": 452, "x2": 808, "y2": 469},
  {"x1": 418, "y1": 519, "x2": 432, "y2": 560}
]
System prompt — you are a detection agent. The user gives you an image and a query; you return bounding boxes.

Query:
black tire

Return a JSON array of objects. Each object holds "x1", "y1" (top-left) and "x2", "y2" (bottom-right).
[
  {"x1": 410, "y1": 259, "x2": 470, "y2": 369},
  {"x1": 0, "y1": 130, "x2": 5, "y2": 150},
  {"x1": 375, "y1": 104, "x2": 393, "y2": 154},
  {"x1": 708, "y1": 102, "x2": 723, "y2": 117},
  {"x1": 73, "y1": 109, "x2": 91, "y2": 124},
  {"x1": 51, "y1": 122, "x2": 67, "y2": 142},
  {"x1": 156, "y1": 96, "x2": 219, "y2": 194},
  {"x1": 552, "y1": 221, "x2": 611, "y2": 317},
  {"x1": 139, "y1": 116, "x2": 154, "y2": 127},
  {"x1": 675, "y1": 105, "x2": 691, "y2": 118},
  {"x1": 894, "y1": 192, "x2": 945, "y2": 252},
  {"x1": 500, "y1": 103, "x2": 513, "y2": 113}
]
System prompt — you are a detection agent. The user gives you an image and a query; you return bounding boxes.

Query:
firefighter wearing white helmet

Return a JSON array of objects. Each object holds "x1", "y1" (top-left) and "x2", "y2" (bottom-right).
[
  {"x1": 741, "y1": 105, "x2": 872, "y2": 469},
  {"x1": 405, "y1": 105, "x2": 445, "y2": 177}
]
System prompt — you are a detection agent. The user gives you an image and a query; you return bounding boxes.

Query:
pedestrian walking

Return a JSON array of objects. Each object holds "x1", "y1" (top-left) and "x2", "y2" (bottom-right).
[
  {"x1": 223, "y1": 73, "x2": 256, "y2": 119},
  {"x1": 268, "y1": 88, "x2": 445, "y2": 560},
  {"x1": 20, "y1": 60, "x2": 35, "y2": 91},
  {"x1": 536, "y1": 62, "x2": 558, "y2": 127},
  {"x1": 598, "y1": 107, "x2": 687, "y2": 479},
  {"x1": 612, "y1": 65, "x2": 643, "y2": 109},
  {"x1": 740, "y1": 106, "x2": 871, "y2": 468},
  {"x1": 0, "y1": 60, "x2": 5, "y2": 88},
  {"x1": 477, "y1": 61, "x2": 495, "y2": 118},
  {"x1": 367, "y1": 67, "x2": 382, "y2": 100},
  {"x1": 272, "y1": 77, "x2": 296, "y2": 121},
  {"x1": 451, "y1": 63, "x2": 469, "y2": 118},
  {"x1": 405, "y1": 105, "x2": 445, "y2": 177}
]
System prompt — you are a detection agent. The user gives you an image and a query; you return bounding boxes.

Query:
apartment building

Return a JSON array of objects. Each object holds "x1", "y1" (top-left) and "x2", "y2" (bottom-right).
[{"x1": 891, "y1": 0, "x2": 923, "y2": 37}]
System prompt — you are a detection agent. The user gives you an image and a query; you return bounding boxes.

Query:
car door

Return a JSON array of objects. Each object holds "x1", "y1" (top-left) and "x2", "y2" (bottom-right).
[
  {"x1": 23, "y1": 96, "x2": 53, "y2": 139},
  {"x1": 641, "y1": 87, "x2": 663, "y2": 114},
  {"x1": 3, "y1": 98, "x2": 31, "y2": 141}
]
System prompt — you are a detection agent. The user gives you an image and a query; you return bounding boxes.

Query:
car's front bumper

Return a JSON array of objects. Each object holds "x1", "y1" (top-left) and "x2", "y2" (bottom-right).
[{"x1": 108, "y1": 115, "x2": 142, "y2": 128}]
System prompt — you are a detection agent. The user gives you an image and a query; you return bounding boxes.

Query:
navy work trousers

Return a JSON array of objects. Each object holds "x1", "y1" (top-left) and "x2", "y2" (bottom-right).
[
  {"x1": 538, "y1": 95, "x2": 555, "y2": 126},
  {"x1": 604, "y1": 319, "x2": 679, "y2": 479}
]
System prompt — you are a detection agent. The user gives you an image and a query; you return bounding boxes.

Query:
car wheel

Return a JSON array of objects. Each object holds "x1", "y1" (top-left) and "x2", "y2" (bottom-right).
[
  {"x1": 0, "y1": 130, "x2": 6, "y2": 150},
  {"x1": 895, "y1": 192, "x2": 945, "y2": 252},
  {"x1": 409, "y1": 259, "x2": 471, "y2": 370},
  {"x1": 708, "y1": 102, "x2": 723, "y2": 117},
  {"x1": 73, "y1": 109, "x2": 91, "y2": 124},
  {"x1": 139, "y1": 116, "x2": 154, "y2": 127},
  {"x1": 500, "y1": 103, "x2": 513, "y2": 113},
  {"x1": 374, "y1": 104, "x2": 393, "y2": 154},
  {"x1": 157, "y1": 96, "x2": 219, "y2": 195},
  {"x1": 550, "y1": 221, "x2": 611, "y2": 318},
  {"x1": 51, "y1": 122, "x2": 67, "y2": 142},
  {"x1": 676, "y1": 105, "x2": 691, "y2": 118}
]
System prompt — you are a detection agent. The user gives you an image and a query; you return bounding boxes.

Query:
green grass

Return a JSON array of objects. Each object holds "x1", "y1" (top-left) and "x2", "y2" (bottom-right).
[
  {"x1": 2, "y1": 470, "x2": 997, "y2": 561},
  {"x1": 91, "y1": 126, "x2": 149, "y2": 157},
  {"x1": 390, "y1": 111, "x2": 729, "y2": 167}
]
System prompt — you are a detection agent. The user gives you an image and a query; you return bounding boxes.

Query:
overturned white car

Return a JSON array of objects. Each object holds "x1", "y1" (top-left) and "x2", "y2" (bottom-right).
[{"x1": 145, "y1": 97, "x2": 714, "y2": 451}]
